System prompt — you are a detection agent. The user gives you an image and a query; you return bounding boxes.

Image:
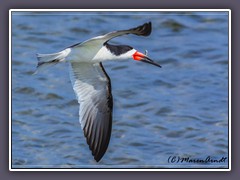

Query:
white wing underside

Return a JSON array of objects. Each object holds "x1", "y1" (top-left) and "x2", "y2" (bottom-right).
[{"x1": 69, "y1": 62, "x2": 112, "y2": 162}]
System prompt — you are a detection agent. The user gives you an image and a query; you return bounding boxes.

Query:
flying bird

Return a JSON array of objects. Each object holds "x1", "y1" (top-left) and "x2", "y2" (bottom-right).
[{"x1": 36, "y1": 22, "x2": 161, "y2": 162}]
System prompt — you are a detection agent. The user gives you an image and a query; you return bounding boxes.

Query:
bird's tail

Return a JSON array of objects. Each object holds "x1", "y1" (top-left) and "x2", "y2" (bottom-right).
[{"x1": 34, "y1": 48, "x2": 71, "y2": 74}]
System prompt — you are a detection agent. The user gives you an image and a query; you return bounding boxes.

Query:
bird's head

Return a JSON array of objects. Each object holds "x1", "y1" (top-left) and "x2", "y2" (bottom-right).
[
  {"x1": 103, "y1": 43, "x2": 161, "y2": 68},
  {"x1": 132, "y1": 50, "x2": 161, "y2": 68}
]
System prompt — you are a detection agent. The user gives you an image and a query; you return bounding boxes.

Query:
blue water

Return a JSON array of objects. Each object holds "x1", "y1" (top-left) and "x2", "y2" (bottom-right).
[{"x1": 11, "y1": 11, "x2": 229, "y2": 169}]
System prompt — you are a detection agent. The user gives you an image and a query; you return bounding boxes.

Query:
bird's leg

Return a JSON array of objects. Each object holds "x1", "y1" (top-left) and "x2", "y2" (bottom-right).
[{"x1": 144, "y1": 50, "x2": 148, "y2": 56}]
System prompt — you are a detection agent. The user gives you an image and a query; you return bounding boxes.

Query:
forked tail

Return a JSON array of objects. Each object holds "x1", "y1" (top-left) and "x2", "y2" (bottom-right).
[{"x1": 35, "y1": 48, "x2": 71, "y2": 73}]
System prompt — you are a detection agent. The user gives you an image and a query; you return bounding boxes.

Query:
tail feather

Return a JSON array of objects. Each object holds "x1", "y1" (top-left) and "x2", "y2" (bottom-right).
[{"x1": 35, "y1": 48, "x2": 71, "y2": 73}]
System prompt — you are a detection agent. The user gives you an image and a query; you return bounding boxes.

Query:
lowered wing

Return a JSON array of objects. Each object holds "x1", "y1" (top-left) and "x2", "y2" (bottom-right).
[{"x1": 69, "y1": 62, "x2": 113, "y2": 162}]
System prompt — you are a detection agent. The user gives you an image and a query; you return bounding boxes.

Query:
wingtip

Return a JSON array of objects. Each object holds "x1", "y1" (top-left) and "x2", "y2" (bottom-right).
[
  {"x1": 93, "y1": 149, "x2": 107, "y2": 162},
  {"x1": 91, "y1": 143, "x2": 108, "y2": 162},
  {"x1": 141, "y1": 21, "x2": 152, "y2": 36},
  {"x1": 94, "y1": 156, "x2": 102, "y2": 162}
]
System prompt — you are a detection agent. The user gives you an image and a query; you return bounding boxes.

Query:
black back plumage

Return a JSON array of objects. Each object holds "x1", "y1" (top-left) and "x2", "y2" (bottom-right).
[{"x1": 104, "y1": 42, "x2": 133, "y2": 56}]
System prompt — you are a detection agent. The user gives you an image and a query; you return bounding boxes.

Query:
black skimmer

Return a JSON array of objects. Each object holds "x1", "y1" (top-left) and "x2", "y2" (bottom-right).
[{"x1": 36, "y1": 22, "x2": 161, "y2": 162}]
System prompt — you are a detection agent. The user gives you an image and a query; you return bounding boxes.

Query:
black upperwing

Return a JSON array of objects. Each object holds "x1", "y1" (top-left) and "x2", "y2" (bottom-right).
[
  {"x1": 102, "y1": 22, "x2": 152, "y2": 41},
  {"x1": 69, "y1": 22, "x2": 152, "y2": 49}
]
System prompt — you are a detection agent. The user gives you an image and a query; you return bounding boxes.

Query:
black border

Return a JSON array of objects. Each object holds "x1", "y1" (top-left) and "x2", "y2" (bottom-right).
[
  {"x1": 9, "y1": 9, "x2": 230, "y2": 171},
  {"x1": 1, "y1": 0, "x2": 240, "y2": 179}
]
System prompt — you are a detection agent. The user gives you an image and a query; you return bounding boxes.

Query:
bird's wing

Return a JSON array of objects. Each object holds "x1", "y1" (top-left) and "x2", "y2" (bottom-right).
[
  {"x1": 99, "y1": 21, "x2": 152, "y2": 41},
  {"x1": 69, "y1": 62, "x2": 112, "y2": 162},
  {"x1": 70, "y1": 22, "x2": 152, "y2": 49}
]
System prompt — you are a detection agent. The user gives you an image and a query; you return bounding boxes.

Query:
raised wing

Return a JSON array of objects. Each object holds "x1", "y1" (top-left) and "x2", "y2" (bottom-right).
[
  {"x1": 100, "y1": 21, "x2": 152, "y2": 41},
  {"x1": 69, "y1": 62, "x2": 113, "y2": 162},
  {"x1": 70, "y1": 22, "x2": 152, "y2": 49}
]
